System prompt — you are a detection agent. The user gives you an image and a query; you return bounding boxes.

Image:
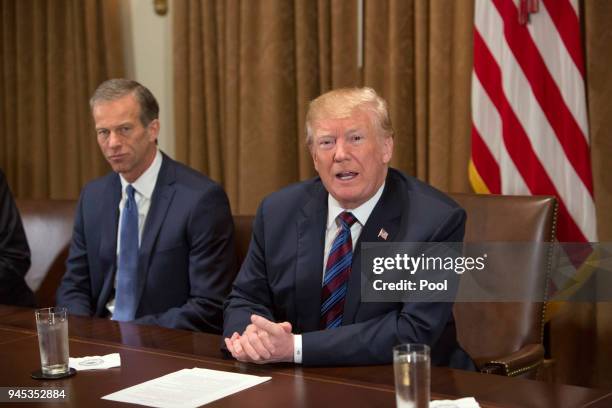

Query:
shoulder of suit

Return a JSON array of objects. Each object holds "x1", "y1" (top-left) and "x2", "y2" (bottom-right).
[
  {"x1": 166, "y1": 156, "x2": 217, "y2": 186},
  {"x1": 260, "y1": 177, "x2": 322, "y2": 207},
  {"x1": 388, "y1": 168, "x2": 463, "y2": 212},
  {"x1": 80, "y1": 171, "x2": 118, "y2": 196}
]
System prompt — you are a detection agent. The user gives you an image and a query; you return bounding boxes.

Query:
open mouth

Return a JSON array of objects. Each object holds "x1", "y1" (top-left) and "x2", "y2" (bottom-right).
[{"x1": 336, "y1": 171, "x2": 358, "y2": 181}]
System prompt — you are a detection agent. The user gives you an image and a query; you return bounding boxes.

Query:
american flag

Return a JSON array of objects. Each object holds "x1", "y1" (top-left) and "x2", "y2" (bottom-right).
[{"x1": 469, "y1": 0, "x2": 597, "y2": 243}]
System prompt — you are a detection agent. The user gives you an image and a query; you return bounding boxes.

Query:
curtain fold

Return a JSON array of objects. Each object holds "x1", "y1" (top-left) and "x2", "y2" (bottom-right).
[
  {"x1": 174, "y1": 0, "x2": 474, "y2": 214},
  {"x1": 0, "y1": 0, "x2": 124, "y2": 198},
  {"x1": 175, "y1": 0, "x2": 363, "y2": 214},
  {"x1": 400, "y1": 0, "x2": 473, "y2": 192},
  {"x1": 540, "y1": 0, "x2": 612, "y2": 390},
  {"x1": 581, "y1": 0, "x2": 612, "y2": 389}
]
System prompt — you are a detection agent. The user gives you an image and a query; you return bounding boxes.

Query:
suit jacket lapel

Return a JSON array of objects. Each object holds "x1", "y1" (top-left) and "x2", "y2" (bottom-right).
[
  {"x1": 135, "y1": 154, "x2": 176, "y2": 309},
  {"x1": 97, "y1": 174, "x2": 121, "y2": 309},
  {"x1": 294, "y1": 182, "x2": 328, "y2": 333},
  {"x1": 344, "y1": 176, "x2": 404, "y2": 324}
]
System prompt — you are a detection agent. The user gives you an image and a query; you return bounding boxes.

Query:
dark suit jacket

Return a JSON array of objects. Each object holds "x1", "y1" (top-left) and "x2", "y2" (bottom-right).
[
  {"x1": 223, "y1": 168, "x2": 474, "y2": 368},
  {"x1": 0, "y1": 169, "x2": 35, "y2": 307},
  {"x1": 57, "y1": 154, "x2": 236, "y2": 333}
]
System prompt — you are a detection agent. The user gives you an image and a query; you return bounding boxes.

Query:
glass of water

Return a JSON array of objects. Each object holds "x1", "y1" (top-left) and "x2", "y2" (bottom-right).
[
  {"x1": 393, "y1": 343, "x2": 430, "y2": 408},
  {"x1": 35, "y1": 307, "x2": 69, "y2": 376}
]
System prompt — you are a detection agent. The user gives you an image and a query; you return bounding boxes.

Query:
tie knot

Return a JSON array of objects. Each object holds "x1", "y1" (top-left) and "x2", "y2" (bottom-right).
[
  {"x1": 126, "y1": 185, "x2": 136, "y2": 200},
  {"x1": 338, "y1": 211, "x2": 357, "y2": 229}
]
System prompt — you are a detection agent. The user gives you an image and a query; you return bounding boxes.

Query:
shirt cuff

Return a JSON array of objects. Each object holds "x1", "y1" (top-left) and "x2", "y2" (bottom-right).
[{"x1": 293, "y1": 334, "x2": 302, "y2": 364}]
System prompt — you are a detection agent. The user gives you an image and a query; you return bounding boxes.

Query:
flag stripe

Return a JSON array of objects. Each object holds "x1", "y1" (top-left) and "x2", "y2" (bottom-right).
[
  {"x1": 472, "y1": 0, "x2": 595, "y2": 242},
  {"x1": 472, "y1": 32, "x2": 530, "y2": 195},
  {"x1": 471, "y1": 72, "x2": 502, "y2": 162},
  {"x1": 528, "y1": 1, "x2": 588, "y2": 138},
  {"x1": 492, "y1": 0, "x2": 594, "y2": 194},
  {"x1": 498, "y1": 34, "x2": 596, "y2": 240},
  {"x1": 469, "y1": 160, "x2": 491, "y2": 194},
  {"x1": 471, "y1": 128, "x2": 501, "y2": 194},
  {"x1": 542, "y1": 0, "x2": 585, "y2": 76}
]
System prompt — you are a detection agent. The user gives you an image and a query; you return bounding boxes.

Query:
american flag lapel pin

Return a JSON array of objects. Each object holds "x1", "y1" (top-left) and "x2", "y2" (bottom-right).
[{"x1": 378, "y1": 228, "x2": 389, "y2": 240}]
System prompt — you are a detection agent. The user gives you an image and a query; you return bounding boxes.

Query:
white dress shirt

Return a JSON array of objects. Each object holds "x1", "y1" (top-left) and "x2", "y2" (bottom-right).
[
  {"x1": 293, "y1": 182, "x2": 385, "y2": 363},
  {"x1": 107, "y1": 149, "x2": 162, "y2": 316}
]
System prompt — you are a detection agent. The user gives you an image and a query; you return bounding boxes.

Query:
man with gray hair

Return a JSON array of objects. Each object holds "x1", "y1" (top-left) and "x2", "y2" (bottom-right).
[
  {"x1": 223, "y1": 87, "x2": 474, "y2": 368},
  {"x1": 57, "y1": 79, "x2": 236, "y2": 333}
]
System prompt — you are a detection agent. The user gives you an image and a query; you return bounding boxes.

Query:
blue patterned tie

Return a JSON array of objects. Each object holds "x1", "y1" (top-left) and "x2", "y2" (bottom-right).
[
  {"x1": 320, "y1": 211, "x2": 358, "y2": 329},
  {"x1": 113, "y1": 185, "x2": 139, "y2": 321}
]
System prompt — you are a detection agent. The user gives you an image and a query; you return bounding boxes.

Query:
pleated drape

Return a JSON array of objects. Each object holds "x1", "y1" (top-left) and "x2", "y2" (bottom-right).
[{"x1": 0, "y1": 0, "x2": 124, "y2": 198}]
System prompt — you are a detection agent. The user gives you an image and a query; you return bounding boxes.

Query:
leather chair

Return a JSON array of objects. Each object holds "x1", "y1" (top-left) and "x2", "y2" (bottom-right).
[
  {"x1": 232, "y1": 215, "x2": 254, "y2": 269},
  {"x1": 16, "y1": 200, "x2": 254, "y2": 308},
  {"x1": 449, "y1": 193, "x2": 557, "y2": 378},
  {"x1": 228, "y1": 194, "x2": 557, "y2": 378},
  {"x1": 16, "y1": 199, "x2": 76, "y2": 307}
]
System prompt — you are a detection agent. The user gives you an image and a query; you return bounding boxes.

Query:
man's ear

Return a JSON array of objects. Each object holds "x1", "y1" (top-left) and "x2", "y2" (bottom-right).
[
  {"x1": 382, "y1": 135, "x2": 394, "y2": 164},
  {"x1": 147, "y1": 119, "x2": 160, "y2": 142},
  {"x1": 310, "y1": 144, "x2": 320, "y2": 172}
]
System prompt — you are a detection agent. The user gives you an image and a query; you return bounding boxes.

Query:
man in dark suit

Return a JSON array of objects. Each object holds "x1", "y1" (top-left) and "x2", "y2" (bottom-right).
[
  {"x1": 223, "y1": 87, "x2": 473, "y2": 368},
  {"x1": 57, "y1": 79, "x2": 235, "y2": 333},
  {"x1": 0, "y1": 168, "x2": 35, "y2": 307}
]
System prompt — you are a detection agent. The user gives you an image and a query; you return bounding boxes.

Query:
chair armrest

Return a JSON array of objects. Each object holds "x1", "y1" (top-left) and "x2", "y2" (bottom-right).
[{"x1": 480, "y1": 344, "x2": 544, "y2": 377}]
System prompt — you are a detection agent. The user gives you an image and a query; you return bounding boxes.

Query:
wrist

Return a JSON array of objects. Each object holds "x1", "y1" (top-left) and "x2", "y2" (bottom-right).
[{"x1": 292, "y1": 334, "x2": 302, "y2": 364}]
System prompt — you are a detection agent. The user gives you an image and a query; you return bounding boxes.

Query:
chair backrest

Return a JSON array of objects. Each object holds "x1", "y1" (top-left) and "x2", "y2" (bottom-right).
[
  {"x1": 16, "y1": 199, "x2": 76, "y2": 307},
  {"x1": 448, "y1": 193, "x2": 557, "y2": 365},
  {"x1": 15, "y1": 200, "x2": 256, "y2": 308},
  {"x1": 17, "y1": 194, "x2": 557, "y2": 364},
  {"x1": 233, "y1": 215, "x2": 255, "y2": 268}
]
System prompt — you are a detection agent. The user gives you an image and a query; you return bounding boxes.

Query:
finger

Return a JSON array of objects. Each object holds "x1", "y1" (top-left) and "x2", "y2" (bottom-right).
[
  {"x1": 224, "y1": 337, "x2": 236, "y2": 355},
  {"x1": 244, "y1": 324, "x2": 258, "y2": 334},
  {"x1": 239, "y1": 335, "x2": 262, "y2": 361},
  {"x1": 258, "y1": 330, "x2": 276, "y2": 354},
  {"x1": 251, "y1": 314, "x2": 285, "y2": 336},
  {"x1": 279, "y1": 321, "x2": 292, "y2": 333},
  {"x1": 232, "y1": 337, "x2": 245, "y2": 357},
  {"x1": 225, "y1": 338, "x2": 247, "y2": 361},
  {"x1": 247, "y1": 330, "x2": 271, "y2": 360},
  {"x1": 231, "y1": 332, "x2": 241, "y2": 341}
]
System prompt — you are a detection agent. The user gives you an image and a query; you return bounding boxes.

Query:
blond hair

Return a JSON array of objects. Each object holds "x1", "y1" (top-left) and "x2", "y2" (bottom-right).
[{"x1": 305, "y1": 87, "x2": 393, "y2": 146}]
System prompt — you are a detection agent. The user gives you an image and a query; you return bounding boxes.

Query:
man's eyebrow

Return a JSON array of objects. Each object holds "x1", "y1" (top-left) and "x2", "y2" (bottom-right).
[{"x1": 95, "y1": 122, "x2": 133, "y2": 131}]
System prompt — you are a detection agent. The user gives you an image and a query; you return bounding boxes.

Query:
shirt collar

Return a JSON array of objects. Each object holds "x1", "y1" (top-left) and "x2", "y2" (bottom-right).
[
  {"x1": 119, "y1": 149, "x2": 162, "y2": 199},
  {"x1": 326, "y1": 182, "x2": 386, "y2": 229}
]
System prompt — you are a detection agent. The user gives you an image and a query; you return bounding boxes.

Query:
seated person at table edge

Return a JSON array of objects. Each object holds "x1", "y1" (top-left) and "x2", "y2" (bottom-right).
[
  {"x1": 0, "y1": 168, "x2": 35, "y2": 307},
  {"x1": 223, "y1": 87, "x2": 474, "y2": 369},
  {"x1": 57, "y1": 79, "x2": 236, "y2": 333}
]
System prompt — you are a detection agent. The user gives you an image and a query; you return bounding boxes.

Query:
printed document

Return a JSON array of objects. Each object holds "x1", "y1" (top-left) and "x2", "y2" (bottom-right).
[{"x1": 102, "y1": 367, "x2": 271, "y2": 408}]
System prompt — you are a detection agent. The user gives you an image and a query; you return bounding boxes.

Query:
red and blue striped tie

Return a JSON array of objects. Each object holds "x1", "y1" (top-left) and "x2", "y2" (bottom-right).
[{"x1": 320, "y1": 211, "x2": 358, "y2": 329}]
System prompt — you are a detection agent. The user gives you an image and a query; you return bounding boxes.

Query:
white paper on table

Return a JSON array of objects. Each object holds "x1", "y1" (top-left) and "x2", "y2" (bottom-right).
[
  {"x1": 430, "y1": 397, "x2": 480, "y2": 408},
  {"x1": 69, "y1": 353, "x2": 121, "y2": 371},
  {"x1": 101, "y1": 367, "x2": 271, "y2": 408}
]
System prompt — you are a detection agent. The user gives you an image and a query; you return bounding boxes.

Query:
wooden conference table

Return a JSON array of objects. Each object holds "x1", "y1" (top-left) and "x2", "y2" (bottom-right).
[{"x1": 0, "y1": 305, "x2": 610, "y2": 408}]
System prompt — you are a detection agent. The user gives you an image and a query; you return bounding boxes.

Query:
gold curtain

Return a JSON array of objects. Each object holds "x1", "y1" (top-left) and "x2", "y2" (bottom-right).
[
  {"x1": 174, "y1": 0, "x2": 474, "y2": 214},
  {"x1": 551, "y1": 0, "x2": 612, "y2": 389},
  {"x1": 176, "y1": 0, "x2": 350, "y2": 214},
  {"x1": 538, "y1": 0, "x2": 612, "y2": 390},
  {"x1": 0, "y1": 0, "x2": 124, "y2": 198}
]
